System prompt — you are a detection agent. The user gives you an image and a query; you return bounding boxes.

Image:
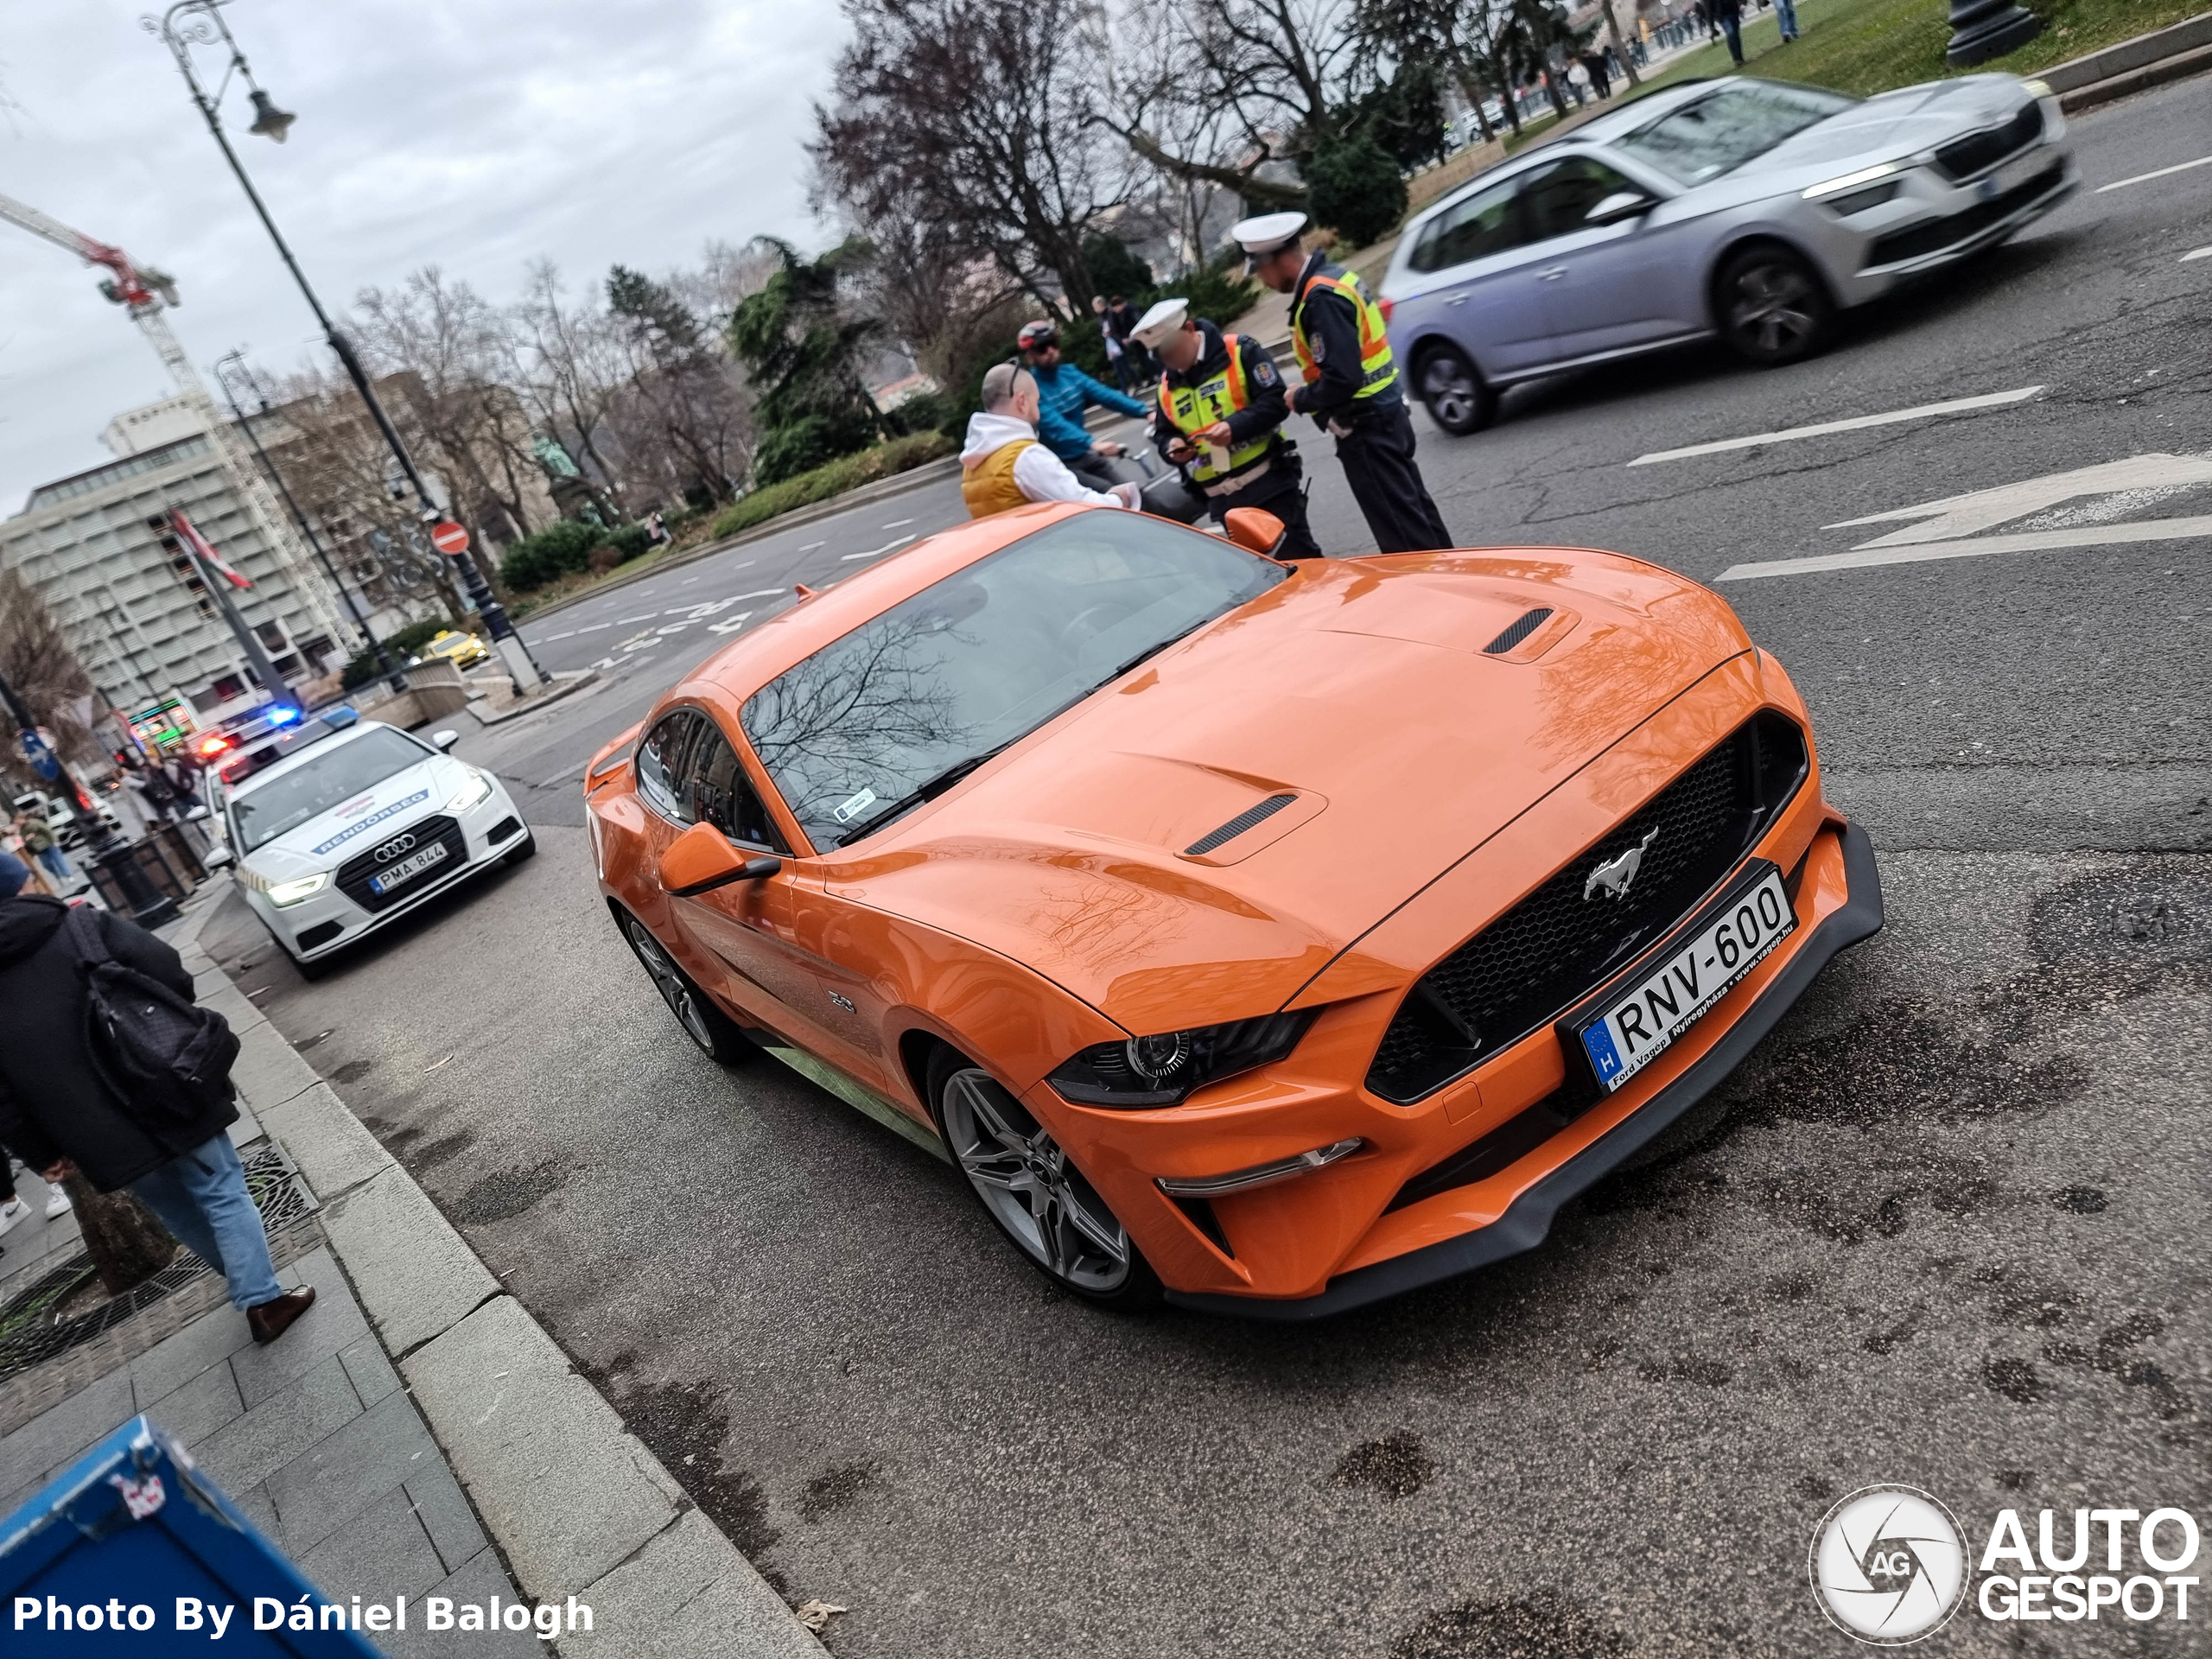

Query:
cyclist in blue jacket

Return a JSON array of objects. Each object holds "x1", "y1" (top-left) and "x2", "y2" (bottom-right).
[{"x1": 1016, "y1": 320, "x2": 1150, "y2": 492}]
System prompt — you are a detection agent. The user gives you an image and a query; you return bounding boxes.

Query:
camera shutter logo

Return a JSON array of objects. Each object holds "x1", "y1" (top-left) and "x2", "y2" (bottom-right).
[{"x1": 1809, "y1": 1485, "x2": 1968, "y2": 1644}]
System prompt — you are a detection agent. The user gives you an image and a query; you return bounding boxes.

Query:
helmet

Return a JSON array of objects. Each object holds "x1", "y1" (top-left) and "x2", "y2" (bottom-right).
[{"x1": 1016, "y1": 320, "x2": 1058, "y2": 351}]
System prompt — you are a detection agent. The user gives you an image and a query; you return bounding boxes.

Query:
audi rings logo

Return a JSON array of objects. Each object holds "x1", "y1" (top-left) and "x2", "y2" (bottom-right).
[
  {"x1": 1810, "y1": 1485, "x2": 1969, "y2": 1644},
  {"x1": 372, "y1": 833, "x2": 417, "y2": 864}
]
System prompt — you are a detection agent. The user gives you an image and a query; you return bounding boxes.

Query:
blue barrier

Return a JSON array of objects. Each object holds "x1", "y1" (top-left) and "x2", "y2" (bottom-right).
[{"x1": 2, "y1": 1416, "x2": 383, "y2": 1655}]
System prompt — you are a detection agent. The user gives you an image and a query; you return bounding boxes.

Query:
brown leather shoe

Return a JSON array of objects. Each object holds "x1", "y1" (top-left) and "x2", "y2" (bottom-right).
[{"x1": 247, "y1": 1285, "x2": 317, "y2": 1344}]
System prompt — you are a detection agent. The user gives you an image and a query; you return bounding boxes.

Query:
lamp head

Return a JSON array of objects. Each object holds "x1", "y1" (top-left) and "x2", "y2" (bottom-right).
[{"x1": 247, "y1": 88, "x2": 296, "y2": 143}]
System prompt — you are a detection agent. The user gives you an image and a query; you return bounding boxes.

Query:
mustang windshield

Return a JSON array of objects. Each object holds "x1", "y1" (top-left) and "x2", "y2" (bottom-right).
[
  {"x1": 1618, "y1": 81, "x2": 1857, "y2": 185},
  {"x1": 231, "y1": 727, "x2": 434, "y2": 852},
  {"x1": 743, "y1": 512, "x2": 1287, "y2": 849}
]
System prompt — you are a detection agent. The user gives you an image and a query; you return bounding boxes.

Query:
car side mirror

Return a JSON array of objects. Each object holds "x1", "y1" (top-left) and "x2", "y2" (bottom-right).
[
  {"x1": 200, "y1": 845, "x2": 235, "y2": 872},
  {"x1": 1223, "y1": 507, "x2": 1288, "y2": 557},
  {"x1": 1586, "y1": 190, "x2": 1656, "y2": 226},
  {"x1": 431, "y1": 730, "x2": 461, "y2": 752},
  {"x1": 659, "y1": 821, "x2": 782, "y2": 897}
]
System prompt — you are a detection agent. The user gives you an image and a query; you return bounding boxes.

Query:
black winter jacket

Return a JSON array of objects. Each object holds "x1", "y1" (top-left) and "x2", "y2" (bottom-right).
[{"x1": 0, "y1": 897, "x2": 238, "y2": 1191}]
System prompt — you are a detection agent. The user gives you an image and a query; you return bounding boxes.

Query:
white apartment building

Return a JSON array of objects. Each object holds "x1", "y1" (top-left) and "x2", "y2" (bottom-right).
[{"x1": 1, "y1": 406, "x2": 357, "y2": 736}]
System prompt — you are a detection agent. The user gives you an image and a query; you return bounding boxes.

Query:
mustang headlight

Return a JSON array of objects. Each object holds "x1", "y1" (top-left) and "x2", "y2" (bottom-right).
[
  {"x1": 267, "y1": 873, "x2": 328, "y2": 907},
  {"x1": 444, "y1": 769, "x2": 495, "y2": 812},
  {"x1": 1802, "y1": 161, "x2": 1899, "y2": 200},
  {"x1": 1050, "y1": 1011, "x2": 1318, "y2": 1108}
]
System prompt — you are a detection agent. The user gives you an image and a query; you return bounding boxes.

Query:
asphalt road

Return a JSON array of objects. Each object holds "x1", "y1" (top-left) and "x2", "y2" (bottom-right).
[{"x1": 205, "y1": 77, "x2": 2211, "y2": 1657}]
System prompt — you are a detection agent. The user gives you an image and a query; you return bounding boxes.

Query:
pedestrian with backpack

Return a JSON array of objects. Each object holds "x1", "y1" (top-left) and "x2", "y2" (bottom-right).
[{"x1": 0, "y1": 851, "x2": 315, "y2": 1342}]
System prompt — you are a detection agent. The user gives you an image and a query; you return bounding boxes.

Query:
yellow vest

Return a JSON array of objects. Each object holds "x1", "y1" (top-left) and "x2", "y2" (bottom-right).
[
  {"x1": 1291, "y1": 267, "x2": 1397, "y2": 401},
  {"x1": 1156, "y1": 334, "x2": 1276, "y2": 485},
  {"x1": 963, "y1": 438, "x2": 1035, "y2": 518}
]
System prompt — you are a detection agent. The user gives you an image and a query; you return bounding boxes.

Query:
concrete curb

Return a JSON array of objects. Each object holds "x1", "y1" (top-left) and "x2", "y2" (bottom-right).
[
  {"x1": 465, "y1": 666, "x2": 604, "y2": 728},
  {"x1": 2044, "y1": 11, "x2": 2212, "y2": 108},
  {"x1": 166, "y1": 896, "x2": 827, "y2": 1656}
]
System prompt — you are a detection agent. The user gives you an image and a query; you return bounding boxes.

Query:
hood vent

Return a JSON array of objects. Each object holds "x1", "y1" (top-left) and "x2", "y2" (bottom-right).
[
  {"x1": 1185, "y1": 792, "x2": 1298, "y2": 856},
  {"x1": 1484, "y1": 607, "x2": 1554, "y2": 655}
]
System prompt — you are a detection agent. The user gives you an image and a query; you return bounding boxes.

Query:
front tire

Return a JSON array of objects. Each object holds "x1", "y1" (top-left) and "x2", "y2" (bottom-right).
[
  {"x1": 928, "y1": 1047, "x2": 1160, "y2": 1311},
  {"x1": 619, "y1": 912, "x2": 752, "y2": 1065},
  {"x1": 1415, "y1": 345, "x2": 1496, "y2": 435},
  {"x1": 1716, "y1": 245, "x2": 1835, "y2": 365}
]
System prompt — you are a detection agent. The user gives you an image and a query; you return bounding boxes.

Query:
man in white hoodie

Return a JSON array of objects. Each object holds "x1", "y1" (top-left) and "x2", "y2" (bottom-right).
[{"x1": 961, "y1": 364, "x2": 1141, "y2": 520}]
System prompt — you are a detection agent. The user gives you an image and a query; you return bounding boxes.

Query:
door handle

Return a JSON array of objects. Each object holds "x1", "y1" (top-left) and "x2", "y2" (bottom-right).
[{"x1": 1538, "y1": 265, "x2": 1568, "y2": 281}]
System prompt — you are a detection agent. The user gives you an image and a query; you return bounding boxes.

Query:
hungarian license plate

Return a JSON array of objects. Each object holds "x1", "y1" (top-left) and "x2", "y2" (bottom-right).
[
  {"x1": 1980, "y1": 148, "x2": 2045, "y2": 201},
  {"x1": 1573, "y1": 867, "x2": 1795, "y2": 1094},
  {"x1": 368, "y1": 840, "x2": 448, "y2": 894}
]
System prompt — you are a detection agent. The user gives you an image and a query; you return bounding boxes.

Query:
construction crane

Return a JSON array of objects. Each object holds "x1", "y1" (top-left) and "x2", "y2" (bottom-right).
[{"x1": 0, "y1": 189, "x2": 352, "y2": 651}]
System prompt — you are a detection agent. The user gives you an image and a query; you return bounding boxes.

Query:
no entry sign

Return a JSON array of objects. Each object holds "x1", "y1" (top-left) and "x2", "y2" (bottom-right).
[{"x1": 430, "y1": 520, "x2": 471, "y2": 556}]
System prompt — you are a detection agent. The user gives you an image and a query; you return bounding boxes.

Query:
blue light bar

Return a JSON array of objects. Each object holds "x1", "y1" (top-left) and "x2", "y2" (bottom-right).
[
  {"x1": 266, "y1": 705, "x2": 301, "y2": 726},
  {"x1": 321, "y1": 704, "x2": 359, "y2": 728}
]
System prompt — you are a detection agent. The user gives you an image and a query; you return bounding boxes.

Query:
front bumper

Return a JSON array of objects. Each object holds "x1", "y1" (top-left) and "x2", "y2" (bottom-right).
[
  {"x1": 248, "y1": 788, "x2": 529, "y2": 961},
  {"x1": 1823, "y1": 137, "x2": 2077, "y2": 303},
  {"x1": 1164, "y1": 819, "x2": 1881, "y2": 1318}
]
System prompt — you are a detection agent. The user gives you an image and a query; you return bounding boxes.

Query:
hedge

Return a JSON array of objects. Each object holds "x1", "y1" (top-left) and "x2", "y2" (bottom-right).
[
  {"x1": 707, "y1": 432, "x2": 956, "y2": 541},
  {"x1": 498, "y1": 518, "x2": 655, "y2": 593},
  {"x1": 339, "y1": 618, "x2": 448, "y2": 690}
]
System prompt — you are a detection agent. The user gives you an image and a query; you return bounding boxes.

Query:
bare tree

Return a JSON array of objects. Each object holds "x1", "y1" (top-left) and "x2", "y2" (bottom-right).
[
  {"x1": 510, "y1": 262, "x2": 632, "y2": 495},
  {"x1": 0, "y1": 569, "x2": 98, "y2": 791},
  {"x1": 606, "y1": 266, "x2": 756, "y2": 505},
  {"x1": 815, "y1": 0, "x2": 1130, "y2": 318}
]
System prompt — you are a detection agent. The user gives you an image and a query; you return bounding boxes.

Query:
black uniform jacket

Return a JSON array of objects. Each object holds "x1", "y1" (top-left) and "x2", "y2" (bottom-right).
[
  {"x1": 1287, "y1": 253, "x2": 1402, "y2": 423},
  {"x1": 1147, "y1": 321, "x2": 1293, "y2": 479}
]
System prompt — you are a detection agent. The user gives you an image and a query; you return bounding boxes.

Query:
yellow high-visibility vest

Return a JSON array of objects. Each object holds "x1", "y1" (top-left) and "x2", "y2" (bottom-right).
[
  {"x1": 1156, "y1": 334, "x2": 1275, "y2": 484},
  {"x1": 1290, "y1": 267, "x2": 1397, "y2": 401},
  {"x1": 962, "y1": 438, "x2": 1035, "y2": 518}
]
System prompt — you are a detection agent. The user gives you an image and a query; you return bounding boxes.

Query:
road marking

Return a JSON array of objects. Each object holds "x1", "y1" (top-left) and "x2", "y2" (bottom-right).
[
  {"x1": 1630, "y1": 387, "x2": 2043, "y2": 466},
  {"x1": 842, "y1": 534, "x2": 917, "y2": 562},
  {"x1": 680, "y1": 575, "x2": 700, "y2": 584},
  {"x1": 881, "y1": 518, "x2": 915, "y2": 529},
  {"x1": 575, "y1": 623, "x2": 612, "y2": 633},
  {"x1": 617, "y1": 613, "x2": 658, "y2": 623},
  {"x1": 708, "y1": 610, "x2": 755, "y2": 634},
  {"x1": 732, "y1": 588, "x2": 788, "y2": 601},
  {"x1": 1719, "y1": 452, "x2": 2212, "y2": 580},
  {"x1": 2094, "y1": 154, "x2": 2212, "y2": 193},
  {"x1": 2185, "y1": 246, "x2": 2212, "y2": 262},
  {"x1": 798, "y1": 541, "x2": 826, "y2": 552},
  {"x1": 544, "y1": 631, "x2": 574, "y2": 640}
]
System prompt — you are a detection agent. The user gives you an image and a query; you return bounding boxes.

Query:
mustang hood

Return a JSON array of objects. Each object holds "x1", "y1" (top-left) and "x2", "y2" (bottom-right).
[
  {"x1": 240, "y1": 756, "x2": 461, "y2": 880},
  {"x1": 828, "y1": 550, "x2": 1755, "y2": 1034}
]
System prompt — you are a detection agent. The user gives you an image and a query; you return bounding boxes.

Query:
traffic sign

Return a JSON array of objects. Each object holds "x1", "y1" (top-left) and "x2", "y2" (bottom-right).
[{"x1": 430, "y1": 520, "x2": 471, "y2": 556}]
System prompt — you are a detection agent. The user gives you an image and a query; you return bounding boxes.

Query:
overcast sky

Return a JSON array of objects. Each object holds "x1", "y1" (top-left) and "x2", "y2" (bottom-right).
[{"x1": 1, "y1": 0, "x2": 843, "y2": 514}]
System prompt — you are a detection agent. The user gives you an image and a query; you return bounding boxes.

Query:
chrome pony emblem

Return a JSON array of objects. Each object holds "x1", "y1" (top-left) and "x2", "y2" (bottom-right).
[{"x1": 1584, "y1": 827, "x2": 1659, "y2": 902}]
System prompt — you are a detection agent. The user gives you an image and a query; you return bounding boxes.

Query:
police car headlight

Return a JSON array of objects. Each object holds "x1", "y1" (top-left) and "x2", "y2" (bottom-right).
[
  {"x1": 267, "y1": 873, "x2": 328, "y2": 907},
  {"x1": 444, "y1": 769, "x2": 494, "y2": 812}
]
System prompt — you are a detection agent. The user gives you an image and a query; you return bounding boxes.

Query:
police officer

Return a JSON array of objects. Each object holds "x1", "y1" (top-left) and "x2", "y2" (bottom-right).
[
  {"x1": 1233, "y1": 212, "x2": 1455, "y2": 555},
  {"x1": 1132, "y1": 298, "x2": 1322, "y2": 559}
]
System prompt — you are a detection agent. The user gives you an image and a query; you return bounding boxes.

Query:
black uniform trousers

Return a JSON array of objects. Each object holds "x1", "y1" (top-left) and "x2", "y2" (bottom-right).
[
  {"x1": 1207, "y1": 449, "x2": 1322, "y2": 560},
  {"x1": 1327, "y1": 397, "x2": 1454, "y2": 554}
]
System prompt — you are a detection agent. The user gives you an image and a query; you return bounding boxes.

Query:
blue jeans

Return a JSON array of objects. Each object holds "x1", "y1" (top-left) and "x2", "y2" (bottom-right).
[
  {"x1": 1719, "y1": 11, "x2": 1744, "y2": 58},
  {"x1": 130, "y1": 1135, "x2": 283, "y2": 1311},
  {"x1": 1774, "y1": 0, "x2": 1799, "y2": 35},
  {"x1": 33, "y1": 845, "x2": 73, "y2": 887}
]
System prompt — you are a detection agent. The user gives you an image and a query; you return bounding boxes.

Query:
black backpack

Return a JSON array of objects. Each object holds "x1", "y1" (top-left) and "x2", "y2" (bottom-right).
[{"x1": 66, "y1": 906, "x2": 238, "y2": 1123}]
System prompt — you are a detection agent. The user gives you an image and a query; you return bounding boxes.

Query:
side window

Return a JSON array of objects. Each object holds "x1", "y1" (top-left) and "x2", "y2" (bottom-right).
[
  {"x1": 684, "y1": 721, "x2": 788, "y2": 852},
  {"x1": 636, "y1": 712, "x2": 699, "y2": 823},
  {"x1": 1410, "y1": 180, "x2": 1527, "y2": 273},
  {"x1": 1522, "y1": 157, "x2": 1639, "y2": 241}
]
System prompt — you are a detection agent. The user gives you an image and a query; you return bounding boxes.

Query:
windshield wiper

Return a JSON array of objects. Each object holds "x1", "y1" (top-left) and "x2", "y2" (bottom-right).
[
  {"x1": 833, "y1": 741, "x2": 1018, "y2": 847},
  {"x1": 1096, "y1": 628, "x2": 1195, "y2": 689}
]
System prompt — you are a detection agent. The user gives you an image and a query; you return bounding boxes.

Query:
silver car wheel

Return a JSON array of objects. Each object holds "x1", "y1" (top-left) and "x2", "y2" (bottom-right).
[
  {"x1": 624, "y1": 917, "x2": 715, "y2": 1053},
  {"x1": 1421, "y1": 354, "x2": 1483, "y2": 429},
  {"x1": 940, "y1": 1066, "x2": 1131, "y2": 1293},
  {"x1": 1729, "y1": 263, "x2": 1818, "y2": 356}
]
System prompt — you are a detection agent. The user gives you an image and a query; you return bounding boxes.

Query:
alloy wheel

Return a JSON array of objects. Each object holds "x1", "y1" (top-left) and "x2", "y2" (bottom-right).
[
  {"x1": 1729, "y1": 263, "x2": 1819, "y2": 358},
  {"x1": 939, "y1": 1066, "x2": 1131, "y2": 1293},
  {"x1": 624, "y1": 917, "x2": 715, "y2": 1053},
  {"x1": 1419, "y1": 351, "x2": 1491, "y2": 434}
]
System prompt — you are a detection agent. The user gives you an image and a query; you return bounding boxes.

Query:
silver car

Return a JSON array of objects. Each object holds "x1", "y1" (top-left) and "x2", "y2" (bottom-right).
[{"x1": 1382, "y1": 74, "x2": 2076, "y2": 433}]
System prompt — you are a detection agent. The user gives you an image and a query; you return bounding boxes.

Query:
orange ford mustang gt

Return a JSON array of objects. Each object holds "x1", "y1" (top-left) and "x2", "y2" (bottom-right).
[{"x1": 586, "y1": 503, "x2": 1881, "y2": 1316}]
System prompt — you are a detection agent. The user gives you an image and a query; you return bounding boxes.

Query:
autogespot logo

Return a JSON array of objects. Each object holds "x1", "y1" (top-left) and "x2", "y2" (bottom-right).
[{"x1": 1809, "y1": 1485, "x2": 1969, "y2": 1644}]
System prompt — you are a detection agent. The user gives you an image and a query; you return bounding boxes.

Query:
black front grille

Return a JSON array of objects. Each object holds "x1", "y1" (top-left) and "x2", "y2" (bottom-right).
[
  {"x1": 1866, "y1": 162, "x2": 2063, "y2": 268},
  {"x1": 1931, "y1": 101, "x2": 2044, "y2": 181},
  {"x1": 1364, "y1": 713, "x2": 1807, "y2": 1103},
  {"x1": 334, "y1": 813, "x2": 467, "y2": 912}
]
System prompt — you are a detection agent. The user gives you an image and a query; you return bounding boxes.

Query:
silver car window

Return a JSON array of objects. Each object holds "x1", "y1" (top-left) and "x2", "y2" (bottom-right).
[
  {"x1": 1617, "y1": 82, "x2": 1857, "y2": 185},
  {"x1": 1408, "y1": 177, "x2": 1526, "y2": 274},
  {"x1": 1522, "y1": 156, "x2": 1641, "y2": 240}
]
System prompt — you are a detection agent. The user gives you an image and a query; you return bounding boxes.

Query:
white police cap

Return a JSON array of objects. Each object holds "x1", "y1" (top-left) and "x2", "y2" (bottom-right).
[
  {"x1": 1130, "y1": 297, "x2": 1189, "y2": 348},
  {"x1": 1230, "y1": 212, "x2": 1310, "y2": 257}
]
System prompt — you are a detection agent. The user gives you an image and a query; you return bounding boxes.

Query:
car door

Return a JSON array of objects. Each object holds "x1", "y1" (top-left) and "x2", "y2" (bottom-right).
[
  {"x1": 1398, "y1": 172, "x2": 1558, "y2": 379},
  {"x1": 637, "y1": 709, "x2": 819, "y2": 1046},
  {"x1": 1518, "y1": 154, "x2": 1700, "y2": 360}
]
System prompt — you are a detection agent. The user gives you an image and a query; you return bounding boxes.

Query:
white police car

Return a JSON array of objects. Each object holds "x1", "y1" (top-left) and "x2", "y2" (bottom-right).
[{"x1": 204, "y1": 712, "x2": 531, "y2": 975}]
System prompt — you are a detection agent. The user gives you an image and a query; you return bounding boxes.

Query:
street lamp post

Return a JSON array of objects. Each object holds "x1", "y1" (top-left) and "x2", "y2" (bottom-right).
[
  {"x1": 212, "y1": 350, "x2": 405, "y2": 694},
  {"x1": 144, "y1": 0, "x2": 544, "y2": 691},
  {"x1": 0, "y1": 667, "x2": 177, "y2": 926}
]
